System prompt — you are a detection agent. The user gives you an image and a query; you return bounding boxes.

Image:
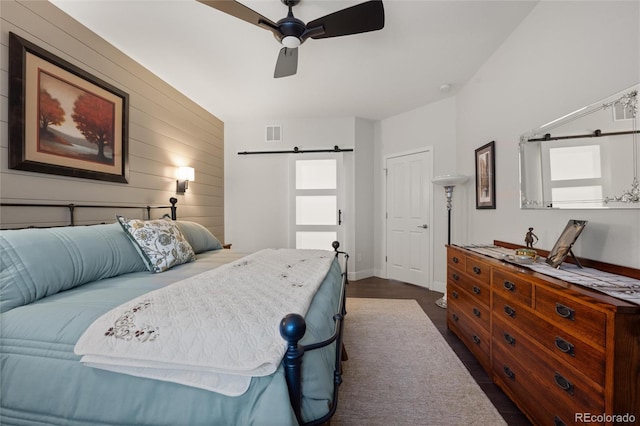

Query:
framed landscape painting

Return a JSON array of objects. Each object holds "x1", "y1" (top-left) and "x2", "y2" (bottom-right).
[
  {"x1": 8, "y1": 32, "x2": 129, "y2": 183},
  {"x1": 475, "y1": 141, "x2": 496, "y2": 209}
]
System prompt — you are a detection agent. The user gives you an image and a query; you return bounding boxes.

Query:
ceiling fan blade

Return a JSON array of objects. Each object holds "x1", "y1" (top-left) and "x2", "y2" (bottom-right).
[
  {"x1": 274, "y1": 47, "x2": 298, "y2": 78},
  {"x1": 306, "y1": 0, "x2": 384, "y2": 40},
  {"x1": 197, "y1": 0, "x2": 280, "y2": 36}
]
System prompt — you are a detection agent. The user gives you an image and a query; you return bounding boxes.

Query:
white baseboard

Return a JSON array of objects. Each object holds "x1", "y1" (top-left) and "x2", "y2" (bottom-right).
[
  {"x1": 373, "y1": 268, "x2": 385, "y2": 279},
  {"x1": 349, "y1": 270, "x2": 446, "y2": 296},
  {"x1": 348, "y1": 269, "x2": 374, "y2": 281},
  {"x1": 431, "y1": 279, "x2": 445, "y2": 294}
]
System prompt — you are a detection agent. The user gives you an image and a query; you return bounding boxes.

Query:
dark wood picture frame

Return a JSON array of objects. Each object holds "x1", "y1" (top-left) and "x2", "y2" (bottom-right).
[
  {"x1": 8, "y1": 32, "x2": 129, "y2": 183},
  {"x1": 475, "y1": 141, "x2": 496, "y2": 209}
]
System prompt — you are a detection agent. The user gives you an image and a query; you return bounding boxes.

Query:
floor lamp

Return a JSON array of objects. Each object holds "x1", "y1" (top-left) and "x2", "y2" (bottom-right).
[{"x1": 432, "y1": 174, "x2": 469, "y2": 308}]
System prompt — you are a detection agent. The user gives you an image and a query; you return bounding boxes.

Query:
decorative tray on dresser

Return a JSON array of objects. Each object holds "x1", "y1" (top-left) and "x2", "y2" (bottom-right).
[{"x1": 446, "y1": 241, "x2": 640, "y2": 426}]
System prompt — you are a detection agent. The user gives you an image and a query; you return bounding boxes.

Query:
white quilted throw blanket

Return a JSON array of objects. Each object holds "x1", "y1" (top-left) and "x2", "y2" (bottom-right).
[{"x1": 74, "y1": 249, "x2": 334, "y2": 396}]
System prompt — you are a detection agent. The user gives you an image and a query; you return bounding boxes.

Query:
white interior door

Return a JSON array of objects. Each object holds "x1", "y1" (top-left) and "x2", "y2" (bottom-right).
[
  {"x1": 290, "y1": 155, "x2": 344, "y2": 250},
  {"x1": 386, "y1": 151, "x2": 432, "y2": 287}
]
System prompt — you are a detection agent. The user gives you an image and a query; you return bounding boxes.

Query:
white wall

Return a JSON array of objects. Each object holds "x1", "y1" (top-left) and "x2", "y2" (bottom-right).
[
  {"x1": 224, "y1": 117, "x2": 375, "y2": 278},
  {"x1": 1, "y1": 1, "x2": 224, "y2": 239},
  {"x1": 353, "y1": 117, "x2": 375, "y2": 279},
  {"x1": 455, "y1": 0, "x2": 640, "y2": 268},
  {"x1": 374, "y1": 97, "x2": 458, "y2": 291},
  {"x1": 374, "y1": 0, "x2": 640, "y2": 288},
  {"x1": 228, "y1": 1, "x2": 640, "y2": 286}
]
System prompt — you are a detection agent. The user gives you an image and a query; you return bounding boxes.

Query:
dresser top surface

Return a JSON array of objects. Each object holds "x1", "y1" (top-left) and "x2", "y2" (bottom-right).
[{"x1": 449, "y1": 244, "x2": 640, "y2": 313}]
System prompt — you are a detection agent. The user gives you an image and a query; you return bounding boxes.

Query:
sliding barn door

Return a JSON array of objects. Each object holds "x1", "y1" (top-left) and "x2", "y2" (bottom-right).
[{"x1": 290, "y1": 155, "x2": 344, "y2": 250}]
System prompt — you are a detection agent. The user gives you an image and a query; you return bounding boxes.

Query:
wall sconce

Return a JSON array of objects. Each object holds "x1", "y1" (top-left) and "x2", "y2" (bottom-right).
[{"x1": 176, "y1": 166, "x2": 195, "y2": 193}]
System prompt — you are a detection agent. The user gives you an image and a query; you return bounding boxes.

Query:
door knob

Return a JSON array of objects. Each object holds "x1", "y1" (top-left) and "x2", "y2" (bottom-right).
[{"x1": 417, "y1": 224, "x2": 428, "y2": 229}]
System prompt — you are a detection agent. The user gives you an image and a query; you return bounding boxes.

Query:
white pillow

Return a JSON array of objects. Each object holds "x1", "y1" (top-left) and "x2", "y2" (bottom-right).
[{"x1": 116, "y1": 216, "x2": 196, "y2": 273}]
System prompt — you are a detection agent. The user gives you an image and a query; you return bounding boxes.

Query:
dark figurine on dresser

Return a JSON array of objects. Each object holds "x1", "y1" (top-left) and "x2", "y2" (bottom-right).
[{"x1": 524, "y1": 227, "x2": 538, "y2": 248}]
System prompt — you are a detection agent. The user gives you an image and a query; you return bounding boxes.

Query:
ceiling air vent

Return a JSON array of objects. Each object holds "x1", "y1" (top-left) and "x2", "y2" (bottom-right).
[{"x1": 265, "y1": 125, "x2": 282, "y2": 143}]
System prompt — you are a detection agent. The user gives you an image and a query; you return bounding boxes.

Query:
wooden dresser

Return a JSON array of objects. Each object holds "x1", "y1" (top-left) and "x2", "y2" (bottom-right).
[{"x1": 446, "y1": 242, "x2": 640, "y2": 426}]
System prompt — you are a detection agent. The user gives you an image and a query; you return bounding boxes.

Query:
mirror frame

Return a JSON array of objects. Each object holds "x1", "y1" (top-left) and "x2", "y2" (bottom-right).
[{"x1": 520, "y1": 85, "x2": 639, "y2": 209}]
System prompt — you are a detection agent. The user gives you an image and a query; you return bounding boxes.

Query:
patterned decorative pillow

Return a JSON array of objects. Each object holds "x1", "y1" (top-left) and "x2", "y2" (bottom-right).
[{"x1": 116, "y1": 215, "x2": 196, "y2": 273}]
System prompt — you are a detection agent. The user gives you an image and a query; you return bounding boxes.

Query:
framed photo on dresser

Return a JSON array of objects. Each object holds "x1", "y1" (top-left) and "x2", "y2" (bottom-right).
[{"x1": 546, "y1": 219, "x2": 588, "y2": 268}]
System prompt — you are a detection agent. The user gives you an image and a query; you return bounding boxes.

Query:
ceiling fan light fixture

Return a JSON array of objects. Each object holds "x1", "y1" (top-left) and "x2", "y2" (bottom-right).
[
  {"x1": 281, "y1": 35, "x2": 301, "y2": 48},
  {"x1": 199, "y1": 0, "x2": 385, "y2": 77}
]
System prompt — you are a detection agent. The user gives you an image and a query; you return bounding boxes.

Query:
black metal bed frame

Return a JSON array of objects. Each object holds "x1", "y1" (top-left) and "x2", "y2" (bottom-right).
[
  {"x1": 0, "y1": 197, "x2": 178, "y2": 228},
  {"x1": 280, "y1": 240, "x2": 349, "y2": 426},
  {"x1": 0, "y1": 197, "x2": 348, "y2": 425}
]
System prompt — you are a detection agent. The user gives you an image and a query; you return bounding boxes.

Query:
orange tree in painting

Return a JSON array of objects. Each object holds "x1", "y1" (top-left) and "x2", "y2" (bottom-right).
[
  {"x1": 72, "y1": 93, "x2": 114, "y2": 161},
  {"x1": 39, "y1": 89, "x2": 65, "y2": 133}
]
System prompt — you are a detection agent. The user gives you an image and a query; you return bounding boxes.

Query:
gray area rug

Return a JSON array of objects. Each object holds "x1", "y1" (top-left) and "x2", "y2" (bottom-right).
[{"x1": 332, "y1": 298, "x2": 506, "y2": 426}]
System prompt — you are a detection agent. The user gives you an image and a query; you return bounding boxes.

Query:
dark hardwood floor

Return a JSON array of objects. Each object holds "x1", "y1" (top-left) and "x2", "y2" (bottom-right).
[{"x1": 347, "y1": 277, "x2": 532, "y2": 426}]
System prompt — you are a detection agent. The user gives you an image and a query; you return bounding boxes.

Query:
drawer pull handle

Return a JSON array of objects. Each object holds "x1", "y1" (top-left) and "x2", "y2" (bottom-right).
[
  {"x1": 452, "y1": 257, "x2": 459, "y2": 264},
  {"x1": 452, "y1": 313, "x2": 459, "y2": 322},
  {"x1": 503, "y1": 305, "x2": 516, "y2": 317},
  {"x1": 473, "y1": 308, "x2": 481, "y2": 317},
  {"x1": 503, "y1": 365, "x2": 515, "y2": 380},
  {"x1": 554, "y1": 337, "x2": 575, "y2": 357},
  {"x1": 555, "y1": 303, "x2": 575, "y2": 321},
  {"x1": 472, "y1": 266, "x2": 481, "y2": 275},
  {"x1": 554, "y1": 416, "x2": 567, "y2": 426},
  {"x1": 472, "y1": 335, "x2": 481, "y2": 345},
  {"x1": 452, "y1": 291, "x2": 459, "y2": 299},
  {"x1": 503, "y1": 332, "x2": 516, "y2": 346},
  {"x1": 472, "y1": 286, "x2": 481, "y2": 295},
  {"x1": 452, "y1": 273, "x2": 460, "y2": 281},
  {"x1": 503, "y1": 280, "x2": 516, "y2": 292},
  {"x1": 553, "y1": 372, "x2": 574, "y2": 395}
]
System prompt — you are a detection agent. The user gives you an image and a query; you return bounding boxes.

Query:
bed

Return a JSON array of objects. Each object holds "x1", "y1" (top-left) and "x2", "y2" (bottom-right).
[{"x1": 0, "y1": 199, "x2": 348, "y2": 426}]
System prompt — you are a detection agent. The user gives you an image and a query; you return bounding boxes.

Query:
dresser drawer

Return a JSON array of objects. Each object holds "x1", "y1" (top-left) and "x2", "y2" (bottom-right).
[
  {"x1": 493, "y1": 314, "x2": 605, "y2": 388},
  {"x1": 448, "y1": 282, "x2": 490, "y2": 331},
  {"x1": 448, "y1": 304, "x2": 490, "y2": 369},
  {"x1": 535, "y1": 287, "x2": 607, "y2": 348},
  {"x1": 492, "y1": 269, "x2": 532, "y2": 307},
  {"x1": 492, "y1": 344, "x2": 604, "y2": 426},
  {"x1": 447, "y1": 249, "x2": 466, "y2": 270},
  {"x1": 493, "y1": 293, "x2": 606, "y2": 386},
  {"x1": 464, "y1": 257, "x2": 491, "y2": 283},
  {"x1": 448, "y1": 269, "x2": 490, "y2": 306},
  {"x1": 492, "y1": 318, "x2": 604, "y2": 415}
]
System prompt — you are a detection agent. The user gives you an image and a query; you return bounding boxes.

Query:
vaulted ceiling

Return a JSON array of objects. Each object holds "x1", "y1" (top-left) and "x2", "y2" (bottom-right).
[{"x1": 51, "y1": 0, "x2": 538, "y2": 122}]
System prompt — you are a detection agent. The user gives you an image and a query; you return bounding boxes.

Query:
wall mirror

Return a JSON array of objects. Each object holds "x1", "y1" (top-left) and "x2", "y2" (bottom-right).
[{"x1": 520, "y1": 84, "x2": 639, "y2": 209}]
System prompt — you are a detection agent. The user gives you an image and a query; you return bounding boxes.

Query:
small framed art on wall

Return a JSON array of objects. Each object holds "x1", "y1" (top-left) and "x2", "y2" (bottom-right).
[{"x1": 475, "y1": 141, "x2": 496, "y2": 209}]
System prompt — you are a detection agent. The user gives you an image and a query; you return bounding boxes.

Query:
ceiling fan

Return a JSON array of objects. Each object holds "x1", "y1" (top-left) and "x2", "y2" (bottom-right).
[{"x1": 197, "y1": 0, "x2": 385, "y2": 78}]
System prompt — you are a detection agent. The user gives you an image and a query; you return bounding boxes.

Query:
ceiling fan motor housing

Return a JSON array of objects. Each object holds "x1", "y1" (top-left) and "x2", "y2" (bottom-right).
[{"x1": 276, "y1": 2, "x2": 306, "y2": 46}]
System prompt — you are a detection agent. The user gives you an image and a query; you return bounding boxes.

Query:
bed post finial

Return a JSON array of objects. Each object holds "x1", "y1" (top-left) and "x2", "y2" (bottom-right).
[
  {"x1": 332, "y1": 241, "x2": 348, "y2": 260},
  {"x1": 169, "y1": 197, "x2": 178, "y2": 220},
  {"x1": 280, "y1": 313, "x2": 306, "y2": 424}
]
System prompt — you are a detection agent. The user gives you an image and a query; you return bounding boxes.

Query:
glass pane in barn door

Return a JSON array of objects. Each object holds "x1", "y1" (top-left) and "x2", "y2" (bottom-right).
[{"x1": 291, "y1": 157, "x2": 343, "y2": 250}]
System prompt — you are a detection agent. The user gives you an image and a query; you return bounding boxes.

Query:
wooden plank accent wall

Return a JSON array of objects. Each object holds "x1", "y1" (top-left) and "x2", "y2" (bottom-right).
[{"x1": 0, "y1": 0, "x2": 225, "y2": 242}]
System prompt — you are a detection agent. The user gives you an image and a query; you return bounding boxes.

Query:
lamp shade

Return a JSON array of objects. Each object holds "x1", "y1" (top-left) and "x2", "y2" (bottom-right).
[
  {"x1": 176, "y1": 166, "x2": 195, "y2": 182},
  {"x1": 432, "y1": 174, "x2": 468, "y2": 186}
]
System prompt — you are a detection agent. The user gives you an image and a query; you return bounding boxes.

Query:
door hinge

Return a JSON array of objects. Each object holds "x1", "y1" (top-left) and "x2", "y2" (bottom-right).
[{"x1": 385, "y1": 256, "x2": 387, "y2": 262}]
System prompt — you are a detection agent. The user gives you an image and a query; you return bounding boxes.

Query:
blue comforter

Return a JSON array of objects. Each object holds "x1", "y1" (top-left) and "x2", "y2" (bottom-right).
[{"x1": 0, "y1": 249, "x2": 343, "y2": 425}]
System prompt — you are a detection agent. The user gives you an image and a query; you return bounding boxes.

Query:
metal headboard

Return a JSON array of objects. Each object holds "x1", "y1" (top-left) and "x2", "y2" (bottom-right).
[{"x1": 0, "y1": 197, "x2": 178, "y2": 228}]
